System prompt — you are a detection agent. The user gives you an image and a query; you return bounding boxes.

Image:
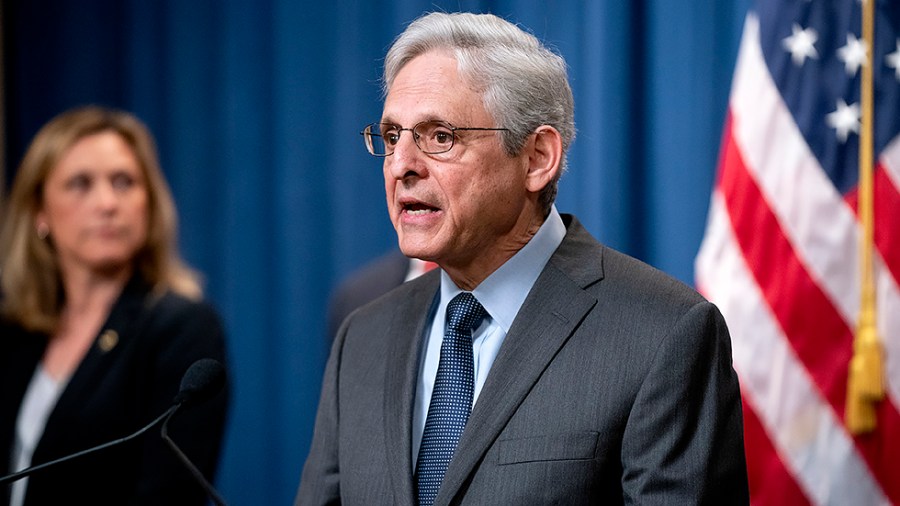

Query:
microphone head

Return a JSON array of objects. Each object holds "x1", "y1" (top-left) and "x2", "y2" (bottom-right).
[{"x1": 173, "y1": 358, "x2": 226, "y2": 407}]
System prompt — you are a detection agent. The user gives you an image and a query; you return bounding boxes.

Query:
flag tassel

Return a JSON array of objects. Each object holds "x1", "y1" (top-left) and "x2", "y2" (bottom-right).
[{"x1": 846, "y1": 318, "x2": 884, "y2": 433}]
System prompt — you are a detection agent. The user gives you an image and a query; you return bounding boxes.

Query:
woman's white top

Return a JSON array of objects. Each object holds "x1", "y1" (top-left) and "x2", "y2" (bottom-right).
[{"x1": 10, "y1": 365, "x2": 66, "y2": 506}]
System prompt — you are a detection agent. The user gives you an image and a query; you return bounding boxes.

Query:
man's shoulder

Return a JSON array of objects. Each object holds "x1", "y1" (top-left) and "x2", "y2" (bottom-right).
[
  {"x1": 555, "y1": 214, "x2": 706, "y2": 309},
  {"x1": 581, "y1": 246, "x2": 712, "y2": 336}
]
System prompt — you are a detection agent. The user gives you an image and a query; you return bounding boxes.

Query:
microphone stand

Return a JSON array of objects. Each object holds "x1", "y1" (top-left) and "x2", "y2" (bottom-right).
[
  {"x1": 160, "y1": 402, "x2": 228, "y2": 506},
  {"x1": 1, "y1": 358, "x2": 228, "y2": 504},
  {"x1": 0, "y1": 406, "x2": 176, "y2": 486}
]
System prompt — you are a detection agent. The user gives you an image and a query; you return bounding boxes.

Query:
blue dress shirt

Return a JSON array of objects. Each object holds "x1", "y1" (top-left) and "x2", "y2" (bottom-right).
[{"x1": 412, "y1": 206, "x2": 567, "y2": 467}]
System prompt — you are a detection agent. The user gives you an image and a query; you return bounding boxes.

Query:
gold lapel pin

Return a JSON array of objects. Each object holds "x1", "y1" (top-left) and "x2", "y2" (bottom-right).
[{"x1": 98, "y1": 329, "x2": 119, "y2": 352}]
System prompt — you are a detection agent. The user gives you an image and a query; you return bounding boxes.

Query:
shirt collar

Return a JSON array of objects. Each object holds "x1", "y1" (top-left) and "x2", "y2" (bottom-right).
[{"x1": 439, "y1": 206, "x2": 566, "y2": 333}]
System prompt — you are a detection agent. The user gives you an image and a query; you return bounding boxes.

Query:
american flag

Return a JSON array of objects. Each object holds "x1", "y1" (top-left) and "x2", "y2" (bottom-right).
[{"x1": 695, "y1": 0, "x2": 900, "y2": 504}]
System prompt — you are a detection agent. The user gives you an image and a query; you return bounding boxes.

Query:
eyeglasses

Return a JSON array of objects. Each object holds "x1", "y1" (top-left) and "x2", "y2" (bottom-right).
[{"x1": 361, "y1": 120, "x2": 509, "y2": 157}]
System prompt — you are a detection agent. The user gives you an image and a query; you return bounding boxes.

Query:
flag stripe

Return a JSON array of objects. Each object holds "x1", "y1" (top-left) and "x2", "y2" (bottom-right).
[
  {"x1": 875, "y1": 160, "x2": 900, "y2": 288},
  {"x1": 847, "y1": 159, "x2": 900, "y2": 291},
  {"x1": 695, "y1": 189, "x2": 887, "y2": 505},
  {"x1": 721, "y1": 109, "x2": 900, "y2": 504},
  {"x1": 741, "y1": 396, "x2": 811, "y2": 505},
  {"x1": 721, "y1": 112, "x2": 851, "y2": 409}
]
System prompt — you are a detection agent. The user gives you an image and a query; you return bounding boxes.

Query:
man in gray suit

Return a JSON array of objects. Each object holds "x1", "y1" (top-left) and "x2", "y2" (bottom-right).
[{"x1": 297, "y1": 11, "x2": 748, "y2": 505}]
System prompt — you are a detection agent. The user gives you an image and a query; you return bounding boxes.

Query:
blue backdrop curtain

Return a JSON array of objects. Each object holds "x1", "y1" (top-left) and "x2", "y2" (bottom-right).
[{"x1": 2, "y1": 1, "x2": 750, "y2": 504}]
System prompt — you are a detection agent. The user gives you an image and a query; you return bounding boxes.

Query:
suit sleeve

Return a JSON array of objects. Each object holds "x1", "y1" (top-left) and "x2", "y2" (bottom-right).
[
  {"x1": 620, "y1": 301, "x2": 749, "y2": 504},
  {"x1": 295, "y1": 317, "x2": 347, "y2": 505}
]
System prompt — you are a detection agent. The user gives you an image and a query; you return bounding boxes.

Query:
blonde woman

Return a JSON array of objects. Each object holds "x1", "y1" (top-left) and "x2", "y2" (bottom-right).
[{"x1": 0, "y1": 106, "x2": 229, "y2": 505}]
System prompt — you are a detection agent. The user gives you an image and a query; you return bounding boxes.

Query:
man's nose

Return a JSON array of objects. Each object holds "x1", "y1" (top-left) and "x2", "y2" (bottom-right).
[{"x1": 386, "y1": 131, "x2": 426, "y2": 180}]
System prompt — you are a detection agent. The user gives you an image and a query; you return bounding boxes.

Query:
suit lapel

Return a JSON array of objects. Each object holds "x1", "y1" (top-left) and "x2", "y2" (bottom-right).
[
  {"x1": 36, "y1": 280, "x2": 149, "y2": 459},
  {"x1": 435, "y1": 216, "x2": 606, "y2": 506},
  {"x1": 384, "y1": 272, "x2": 441, "y2": 506}
]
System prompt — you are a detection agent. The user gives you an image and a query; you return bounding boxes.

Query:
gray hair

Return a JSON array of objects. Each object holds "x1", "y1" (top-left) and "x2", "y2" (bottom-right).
[{"x1": 383, "y1": 12, "x2": 576, "y2": 212}]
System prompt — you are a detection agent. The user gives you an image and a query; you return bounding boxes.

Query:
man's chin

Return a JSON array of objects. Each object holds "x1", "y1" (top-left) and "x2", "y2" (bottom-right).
[{"x1": 398, "y1": 241, "x2": 439, "y2": 263}]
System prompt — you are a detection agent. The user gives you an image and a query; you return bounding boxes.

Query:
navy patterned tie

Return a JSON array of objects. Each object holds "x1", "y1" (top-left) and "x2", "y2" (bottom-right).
[{"x1": 415, "y1": 292, "x2": 486, "y2": 506}]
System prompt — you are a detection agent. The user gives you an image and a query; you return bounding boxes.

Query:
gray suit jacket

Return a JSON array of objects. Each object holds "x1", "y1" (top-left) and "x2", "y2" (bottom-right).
[{"x1": 297, "y1": 214, "x2": 748, "y2": 505}]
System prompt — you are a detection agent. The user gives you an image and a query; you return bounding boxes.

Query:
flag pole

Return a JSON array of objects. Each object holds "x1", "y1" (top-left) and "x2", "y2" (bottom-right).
[{"x1": 846, "y1": 0, "x2": 884, "y2": 434}]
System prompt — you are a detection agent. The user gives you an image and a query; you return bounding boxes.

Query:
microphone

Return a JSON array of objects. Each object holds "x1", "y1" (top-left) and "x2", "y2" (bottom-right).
[
  {"x1": 173, "y1": 357, "x2": 226, "y2": 407},
  {"x1": 0, "y1": 358, "x2": 227, "y2": 503}
]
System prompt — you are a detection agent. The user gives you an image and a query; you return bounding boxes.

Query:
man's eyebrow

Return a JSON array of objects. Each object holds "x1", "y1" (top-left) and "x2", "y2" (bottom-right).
[{"x1": 380, "y1": 113, "x2": 458, "y2": 126}]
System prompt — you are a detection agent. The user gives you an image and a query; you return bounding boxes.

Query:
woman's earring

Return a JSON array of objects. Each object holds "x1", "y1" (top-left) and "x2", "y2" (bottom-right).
[{"x1": 37, "y1": 222, "x2": 50, "y2": 240}]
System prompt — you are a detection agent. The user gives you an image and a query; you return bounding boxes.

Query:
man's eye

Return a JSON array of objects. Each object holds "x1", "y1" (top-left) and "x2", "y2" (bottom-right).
[
  {"x1": 433, "y1": 131, "x2": 453, "y2": 144},
  {"x1": 384, "y1": 131, "x2": 400, "y2": 146}
]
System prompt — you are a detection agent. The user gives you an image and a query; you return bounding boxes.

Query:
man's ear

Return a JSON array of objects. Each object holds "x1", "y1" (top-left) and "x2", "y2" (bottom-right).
[{"x1": 525, "y1": 125, "x2": 562, "y2": 193}]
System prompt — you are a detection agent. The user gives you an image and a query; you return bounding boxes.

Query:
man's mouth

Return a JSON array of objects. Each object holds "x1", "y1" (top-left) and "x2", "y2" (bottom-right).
[{"x1": 403, "y1": 202, "x2": 440, "y2": 215}]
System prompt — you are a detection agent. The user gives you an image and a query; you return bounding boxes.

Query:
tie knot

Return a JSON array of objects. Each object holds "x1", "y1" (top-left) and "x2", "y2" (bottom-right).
[{"x1": 446, "y1": 292, "x2": 486, "y2": 334}]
